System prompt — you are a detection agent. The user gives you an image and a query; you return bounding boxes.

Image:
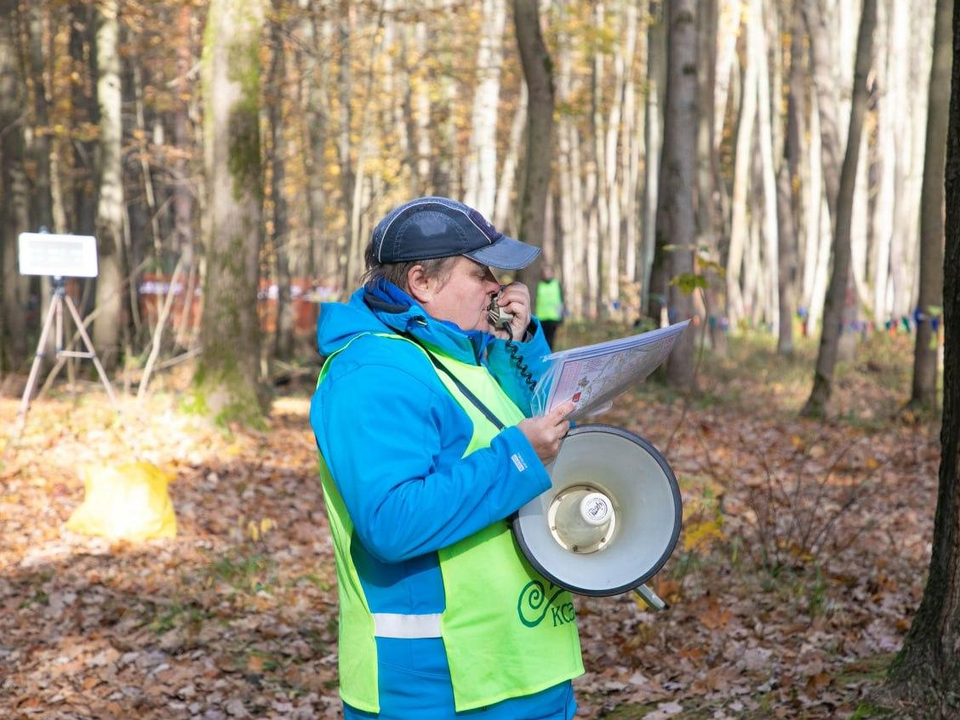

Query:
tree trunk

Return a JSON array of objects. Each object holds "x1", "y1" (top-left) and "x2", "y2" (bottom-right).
[
  {"x1": 513, "y1": 0, "x2": 554, "y2": 288},
  {"x1": 172, "y1": 2, "x2": 196, "y2": 349},
  {"x1": 0, "y1": 0, "x2": 28, "y2": 371},
  {"x1": 644, "y1": 1, "x2": 665, "y2": 320},
  {"x1": 777, "y1": 4, "x2": 804, "y2": 356},
  {"x1": 802, "y1": 0, "x2": 878, "y2": 417},
  {"x1": 494, "y1": 82, "x2": 527, "y2": 233},
  {"x1": 92, "y1": 0, "x2": 124, "y2": 371},
  {"x1": 753, "y1": 0, "x2": 780, "y2": 334},
  {"x1": 195, "y1": 0, "x2": 265, "y2": 425},
  {"x1": 697, "y1": 0, "x2": 726, "y2": 354},
  {"x1": 657, "y1": 0, "x2": 698, "y2": 388},
  {"x1": 268, "y1": 1, "x2": 293, "y2": 361},
  {"x1": 910, "y1": 0, "x2": 952, "y2": 409},
  {"x1": 726, "y1": 4, "x2": 756, "y2": 327},
  {"x1": 464, "y1": 0, "x2": 506, "y2": 217},
  {"x1": 887, "y1": 3, "x2": 960, "y2": 704}
]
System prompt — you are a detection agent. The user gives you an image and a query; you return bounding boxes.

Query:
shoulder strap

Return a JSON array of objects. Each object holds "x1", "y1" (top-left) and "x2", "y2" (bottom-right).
[{"x1": 420, "y1": 348, "x2": 505, "y2": 431}]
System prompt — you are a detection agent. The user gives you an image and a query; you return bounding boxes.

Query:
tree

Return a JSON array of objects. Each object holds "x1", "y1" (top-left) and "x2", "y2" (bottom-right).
[
  {"x1": 777, "y1": 3, "x2": 805, "y2": 356},
  {"x1": 464, "y1": 0, "x2": 507, "y2": 217},
  {"x1": 0, "y1": 0, "x2": 29, "y2": 372},
  {"x1": 801, "y1": 0, "x2": 878, "y2": 417},
  {"x1": 513, "y1": 0, "x2": 554, "y2": 287},
  {"x1": 887, "y1": 2, "x2": 960, "y2": 706},
  {"x1": 92, "y1": 0, "x2": 125, "y2": 370},
  {"x1": 911, "y1": 0, "x2": 953, "y2": 410},
  {"x1": 653, "y1": 0, "x2": 698, "y2": 387},
  {"x1": 193, "y1": 0, "x2": 265, "y2": 425}
]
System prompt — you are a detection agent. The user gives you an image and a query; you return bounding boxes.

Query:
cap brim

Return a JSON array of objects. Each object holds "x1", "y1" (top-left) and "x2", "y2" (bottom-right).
[{"x1": 464, "y1": 235, "x2": 541, "y2": 270}]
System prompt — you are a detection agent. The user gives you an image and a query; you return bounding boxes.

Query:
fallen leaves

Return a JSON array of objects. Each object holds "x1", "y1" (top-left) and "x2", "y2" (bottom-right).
[{"x1": 0, "y1": 333, "x2": 942, "y2": 718}]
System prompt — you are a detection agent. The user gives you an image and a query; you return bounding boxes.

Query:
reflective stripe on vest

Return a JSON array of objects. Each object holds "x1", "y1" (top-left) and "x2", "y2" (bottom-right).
[
  {"x1": 317, "y1": 332, "x2": 583, "y2": 714},
  {"x1": 372, "y1": 612, "x2": 442, "y2": 638}
]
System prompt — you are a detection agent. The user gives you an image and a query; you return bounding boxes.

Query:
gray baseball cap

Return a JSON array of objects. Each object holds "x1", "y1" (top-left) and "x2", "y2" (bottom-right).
[{"x1": 372, "y1": 196, "x2": 540, "y2": 270}]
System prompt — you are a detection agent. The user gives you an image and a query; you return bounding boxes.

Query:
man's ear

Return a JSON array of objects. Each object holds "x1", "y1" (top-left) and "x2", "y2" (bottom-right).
[{"x1": 406, "y1": 264, "x2": 434, "y2": 305}]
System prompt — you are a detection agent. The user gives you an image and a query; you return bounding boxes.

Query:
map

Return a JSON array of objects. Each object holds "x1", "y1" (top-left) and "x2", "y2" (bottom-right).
[{"x1": 533, "y1": 320, "x2": 690, "y2": 421}]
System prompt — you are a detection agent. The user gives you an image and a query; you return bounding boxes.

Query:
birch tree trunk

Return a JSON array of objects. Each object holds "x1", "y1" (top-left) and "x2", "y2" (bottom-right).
[
  {"x1": 726, "y1": 5, "x2": 756, "y2": 327},
  {"x1": 513, "y1": 0, "x2": 554, "y2": 287},
  {"x1": 494, "y1": 83, "x2": 527, "y2": 232},
  {"x1": 802, "y1": 0, "x2": 878, "y2": 417},
  {"x1": 697, "y1": 0, "x2": 726, "y2": 353},
  {"x1": 803, "y1": 0, "x2": 843, "y2": 220},
  {"x1": 195, "y1": 0, "x2": 265, "y2": 424},
  {"x1": 464, "y1": 0, "x2": 507, "y2": 217},
  {"x1": 910, "y1": 0, "x2": 952, "y2": 409},
  {"x1": 887, "y1": 7, "x2": 960, "y2": 705},
  {"x1": 92, "y1": 0, "x2": 124, "y2": 370},
  {"x1": 657, "y1": 0, "x2": 698, "y2": 387},
  {"x1": 753, "y1": 0, "x2": 780, "y2": 334}
]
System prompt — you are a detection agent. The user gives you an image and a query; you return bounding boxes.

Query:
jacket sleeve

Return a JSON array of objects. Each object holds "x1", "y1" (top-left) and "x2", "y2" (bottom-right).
[
  {"x1": 485, "y1": 319, "x2": 553, "y2": 415},
  {"x1": 310, "y1": 347, "x2": 551, "y2": 564}
]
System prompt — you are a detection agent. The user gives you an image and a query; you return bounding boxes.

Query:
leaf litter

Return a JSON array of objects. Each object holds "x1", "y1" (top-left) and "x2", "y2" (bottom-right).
[{"x1": 0, "y1": 340, "x2": 940, "y2": 718}]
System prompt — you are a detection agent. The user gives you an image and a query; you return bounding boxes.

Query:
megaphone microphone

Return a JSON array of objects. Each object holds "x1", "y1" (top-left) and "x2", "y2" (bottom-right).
[{"x1": 513, "y1": 425, "x2": 682, "y2": 610}]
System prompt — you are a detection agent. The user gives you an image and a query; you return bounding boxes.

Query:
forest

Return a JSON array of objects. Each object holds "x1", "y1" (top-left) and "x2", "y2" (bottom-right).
[{"x1": 1, "y1": 0, "x2": 960, "y2": 717}]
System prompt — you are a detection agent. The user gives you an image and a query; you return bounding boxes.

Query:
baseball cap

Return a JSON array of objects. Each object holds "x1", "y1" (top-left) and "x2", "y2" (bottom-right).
[{"x1": 371, "y1": 196, "x2": 540, "y2": 270}]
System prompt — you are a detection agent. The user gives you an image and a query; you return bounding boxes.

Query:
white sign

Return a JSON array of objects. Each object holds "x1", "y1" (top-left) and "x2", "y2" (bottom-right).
[{"x1": 18, "y1": 233, "x2": 99, "y2": 278}]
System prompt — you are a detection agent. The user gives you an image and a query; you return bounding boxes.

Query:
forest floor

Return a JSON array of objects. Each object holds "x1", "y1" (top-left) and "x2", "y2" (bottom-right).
[{"x1": 0, "y1": 327, "x2": 941, "y2": 719}]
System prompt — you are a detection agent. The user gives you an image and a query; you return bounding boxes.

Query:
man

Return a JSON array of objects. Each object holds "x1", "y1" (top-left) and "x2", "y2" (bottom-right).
[
  {"x1": 536, "y1": 263, "x2": 564, "y2": 348},
  {"x1": 310, "y1": 196, "x2": 583, "y2": 719}
]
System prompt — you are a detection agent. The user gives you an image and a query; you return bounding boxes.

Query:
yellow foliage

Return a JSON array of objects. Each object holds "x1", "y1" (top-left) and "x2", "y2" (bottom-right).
[
  {"x1": 683, "y1": 518, "x2": 724, "y2": 551},
  {"x1": 66, "y1": 462, "x2": 177, "y2": 542}
]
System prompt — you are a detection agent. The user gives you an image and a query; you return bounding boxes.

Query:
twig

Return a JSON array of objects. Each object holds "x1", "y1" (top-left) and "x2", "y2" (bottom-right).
[{"x1": 138, "y1": 258, "x2": 185, "y2": 402}]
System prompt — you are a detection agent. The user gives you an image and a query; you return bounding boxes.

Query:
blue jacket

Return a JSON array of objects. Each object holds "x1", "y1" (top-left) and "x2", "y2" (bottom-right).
[{"x1": 310, "y1": 283, "x2": 576, "y2": 719}]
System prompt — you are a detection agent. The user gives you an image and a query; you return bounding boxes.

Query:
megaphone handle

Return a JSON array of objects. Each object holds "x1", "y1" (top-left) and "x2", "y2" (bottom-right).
[{"x1": 634, "y1": 583, "x2": 668, "y2": 611}]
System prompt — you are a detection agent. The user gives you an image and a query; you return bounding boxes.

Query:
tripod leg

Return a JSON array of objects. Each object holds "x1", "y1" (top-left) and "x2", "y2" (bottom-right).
[
  {"x1": 64, "y1": 295, "x2": 119, "y2": 406},
  {"x1": 13, "y1": 297, "x2": 61, "y2": 438}
]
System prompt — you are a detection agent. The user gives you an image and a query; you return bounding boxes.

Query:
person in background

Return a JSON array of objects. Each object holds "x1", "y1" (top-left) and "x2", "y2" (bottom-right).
[
  {"x1": 310, "y1": 196, "x2": 582, "y2": 719},
  {"x1": 536, "y1": 263, "x2": 564, "y2": 348}
]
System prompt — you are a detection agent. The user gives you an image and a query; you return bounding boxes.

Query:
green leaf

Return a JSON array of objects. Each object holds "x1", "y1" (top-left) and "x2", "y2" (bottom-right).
[{"x1": 669, "y1": 273, "x2": 708, "y2": 294}]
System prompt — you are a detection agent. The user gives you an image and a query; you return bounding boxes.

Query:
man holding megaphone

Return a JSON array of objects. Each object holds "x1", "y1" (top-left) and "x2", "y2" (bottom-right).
[{"x1": 310, "y1": 196, "x2": 583, "y2": 719}]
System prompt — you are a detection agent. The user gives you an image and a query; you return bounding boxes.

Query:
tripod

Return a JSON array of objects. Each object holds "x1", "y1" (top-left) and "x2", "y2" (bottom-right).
[{"x1": 13, "y1": 277, "x2": 118, "y2": 439}]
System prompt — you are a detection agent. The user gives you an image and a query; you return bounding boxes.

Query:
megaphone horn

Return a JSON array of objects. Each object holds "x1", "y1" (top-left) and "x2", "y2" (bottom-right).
[{"x1": 512, "y1": 425, "x2": 682, "y2": 605}]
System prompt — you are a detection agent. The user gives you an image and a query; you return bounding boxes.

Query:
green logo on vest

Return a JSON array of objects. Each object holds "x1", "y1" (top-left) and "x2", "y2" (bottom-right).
[{"x1": 517, "y1": 580, "x2": 576, "y2": 628}]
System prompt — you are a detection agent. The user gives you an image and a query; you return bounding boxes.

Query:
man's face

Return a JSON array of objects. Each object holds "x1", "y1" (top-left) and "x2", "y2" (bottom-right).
[{"x1": 422, "y1": 256, "x2": 502, "y2": 332}]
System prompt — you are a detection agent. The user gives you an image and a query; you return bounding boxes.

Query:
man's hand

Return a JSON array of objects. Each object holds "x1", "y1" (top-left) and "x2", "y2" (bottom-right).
[
  {"x1": 517, "y1": 400, "x2": 576, "y2": 466},
  {"x1": 492, "y1": 281, "x2": 531, "y2": 341}
]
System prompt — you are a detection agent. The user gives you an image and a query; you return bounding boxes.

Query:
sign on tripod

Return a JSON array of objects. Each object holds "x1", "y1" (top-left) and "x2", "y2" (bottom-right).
[
  {"x1": 13, "y1": 232, "x2": 118, "y2": 443},
  {"x1": 18, "y1": 232, "x2": 99, "y2": 278}
]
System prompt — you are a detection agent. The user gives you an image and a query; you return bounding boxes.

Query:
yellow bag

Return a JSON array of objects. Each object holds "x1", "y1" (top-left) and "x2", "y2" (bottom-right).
[{"x1": 67, "y1": 461, "x2": 177, "y2": 541}]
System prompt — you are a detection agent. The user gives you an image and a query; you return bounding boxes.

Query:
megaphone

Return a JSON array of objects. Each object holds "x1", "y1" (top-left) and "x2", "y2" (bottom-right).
[{"x1": 513, "y1": 425, "x2": 682, "y2": 608}]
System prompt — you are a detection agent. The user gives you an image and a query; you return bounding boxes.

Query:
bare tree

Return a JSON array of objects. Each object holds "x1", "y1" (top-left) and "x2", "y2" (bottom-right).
[
  {"x1": 513, "y1": 0, "x2": 554, "y2": 287},
  {"x1": 802, "y1": 0, "x2": 878, "y2": 417},
  {"x1": 92, "y1": 0, "x2": 124, "y2": 370},
  {"x1": 655, "y1": 0, "x2": 698, "y2": 387},
  {"x1": 0, "y1": 0, "x2": 29, "y2": 372},
  {"x1": 777, "y1": 3, "x2": 805, "y2": 356},
  {"x1": 911, "y1": 0, "x2": 953, "y2": 409},
  {"x1": 887, "y1": 3, "x2": 960, "y2": 706},
  {"x1": 464, "y1": 0, "x2": 507, "y2": 217},
  {"x1": 194, "y1": 0, "x2": 265, "y2": 425}
]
